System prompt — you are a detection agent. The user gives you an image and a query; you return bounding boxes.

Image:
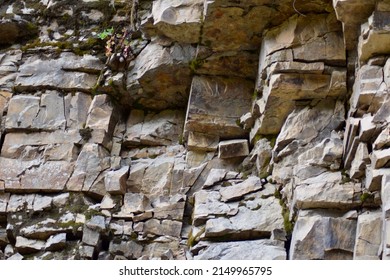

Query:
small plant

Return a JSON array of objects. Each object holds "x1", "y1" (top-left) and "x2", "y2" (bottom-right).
[{"x1": 97, "y1": 27, "x2": 114, "y2": 40}]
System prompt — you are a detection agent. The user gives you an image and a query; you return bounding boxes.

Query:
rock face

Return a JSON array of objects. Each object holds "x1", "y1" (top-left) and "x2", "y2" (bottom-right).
[{"x1": 0, "y1": 0, "x2": 389, "y2": 260}]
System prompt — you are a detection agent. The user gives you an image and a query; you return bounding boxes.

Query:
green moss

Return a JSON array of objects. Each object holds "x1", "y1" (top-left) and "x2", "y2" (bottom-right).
[
  {"x1": 253, "y1": 134, "x2": 277, "y2": 147},
  {"x1": 360, "y1": 192, "x2": 374, "y2": 203},
  {"x1": 187, "y1": 227, "x2": 206, "y2": 247},
  {"x1": 282, "y1": 208, "x2": 294, "y2": 235},
  {"x1": 252, "y1": 90, "x2": 258, "y2": 101},
  {"x1": 84, "y1": 209, "x2": 105, "y2": 220},
  {"x1": 274, "y1": 188, "x2": 282, "y2": 199},
  {"x1": 189, "y1": 58, "x2": 204, "y2": 73},
  {"x1": 275, "y1": 186, "x2": 294, "y2": 235}
]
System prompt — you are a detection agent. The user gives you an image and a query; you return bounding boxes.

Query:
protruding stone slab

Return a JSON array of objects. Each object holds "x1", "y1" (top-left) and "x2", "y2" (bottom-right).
[
  {"x1": 185, "y1": 76, "x2": 252, "y2": 139},
  {"x1": 187, "y1": 132, "x2": 219, "y2": 152},
  {"x1": 365, "y1": 167, "x2": 390, "y2": 192},
  {"x1": 218, "y1": 139, "x2": 249, "y2": 159},
  {"x1": 148, "y1": 0, "x2": 204, "y2": 44},
  {"x1": 220, "y1": 176, "x2": 263, "y2": 202},
  {"x1": 350, "y1": 65, "x2": 383, "y2": 113},
  {"x1": 350, "y1": 143, "x2": 369, "y2": 179},
  {"x1": 374, "y1": 126, "x2": 390, "y2": 150},
  {"x1": 371, "y1": 148, "x2": 390, "y2": 169},
  {"x1": 45, "y1": 233, "x2": 67, "y2": 252},
  {"x1": 15, "y1": 236, "x2": 45, "y2": 254},
  {"x1": 294, "y1": 181, "x2": 360, "y2": 210}
]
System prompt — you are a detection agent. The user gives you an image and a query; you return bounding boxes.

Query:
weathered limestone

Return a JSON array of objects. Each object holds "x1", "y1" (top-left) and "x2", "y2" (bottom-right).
[
  {"x1": 290, "y1": 210, "x2": 357, "y2": 260},
  {"x1": 219, "y1": 176, "x2": 263, "y2": 202},
  {"x1": 293, "y1": 171, "x2": 360, "y2": 210},
  {"x1": 0, "y1": 50, "x2": 22, "y2": 90},
  {"x1": 371, "y1": 148, "x2": 390, "y2": 169},
  {"x1": 109, "y1": 240, "x2": 143, "y2": 259},
  {"x1": 185, "y1": 76, "x2": 253, "y2": 139},
  {"x1": 252, "y1": 12, "x2": 346, "y2": 137},
  {"x1": 204, "y1": 196, "x2": 284, "y2": 239},
  {"x1": 15, "y1": 236, "x2": 45, "y2": 254},
  {"x1": 66, "y1": 143, "x2": 110, "y2": 196},
  {"x1": 124, "y1": 110, "x2": 184, "y2": 147},
  {"x1": 15, "y1": 53, "x2": 102, "y2": 92},
  {"x1": 350, "y1": 65, "x2": 384, "y2": 114},
  {"x1": 359, "y1": 11, "x2": 390, "y2": 63},
  {"x1": 146, "y1": 0, "x2": 203, "y2": 44},
  {"x1": 193, "y1": 239, "x2": 286, "y2": 260},
  {"x1": 187, "y1": 132, "x2": 219, "y2": 152},
  {"x1": 126, "y1": 43, "x2": 195, "y2": 110},
  {"x1": 272, "y1": 99, "x2": 345, "y2": 183},
  {"x1": 0, "y1": 0, "x2": 389, "y2": 261},
  {"x1": 333, "y1": 0, "x2": 376, "y2": 50},
  {"x1": 0, "y1": 158, "x2": 73, "y2": 192},
  {"x1": 350, "y1": 143, "x2": 370, "y2": 179}
]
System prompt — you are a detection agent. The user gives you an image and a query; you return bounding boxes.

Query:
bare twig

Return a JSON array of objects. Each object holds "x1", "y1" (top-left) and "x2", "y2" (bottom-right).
[{"x1": 293, "y1": 0, "x2": 306, "y2": 17}]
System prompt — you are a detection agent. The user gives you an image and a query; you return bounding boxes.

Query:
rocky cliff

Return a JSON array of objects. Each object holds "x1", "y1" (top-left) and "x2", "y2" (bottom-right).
[{"x1": 0, "y1": 0, "x2": 389, "y2": 260}]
